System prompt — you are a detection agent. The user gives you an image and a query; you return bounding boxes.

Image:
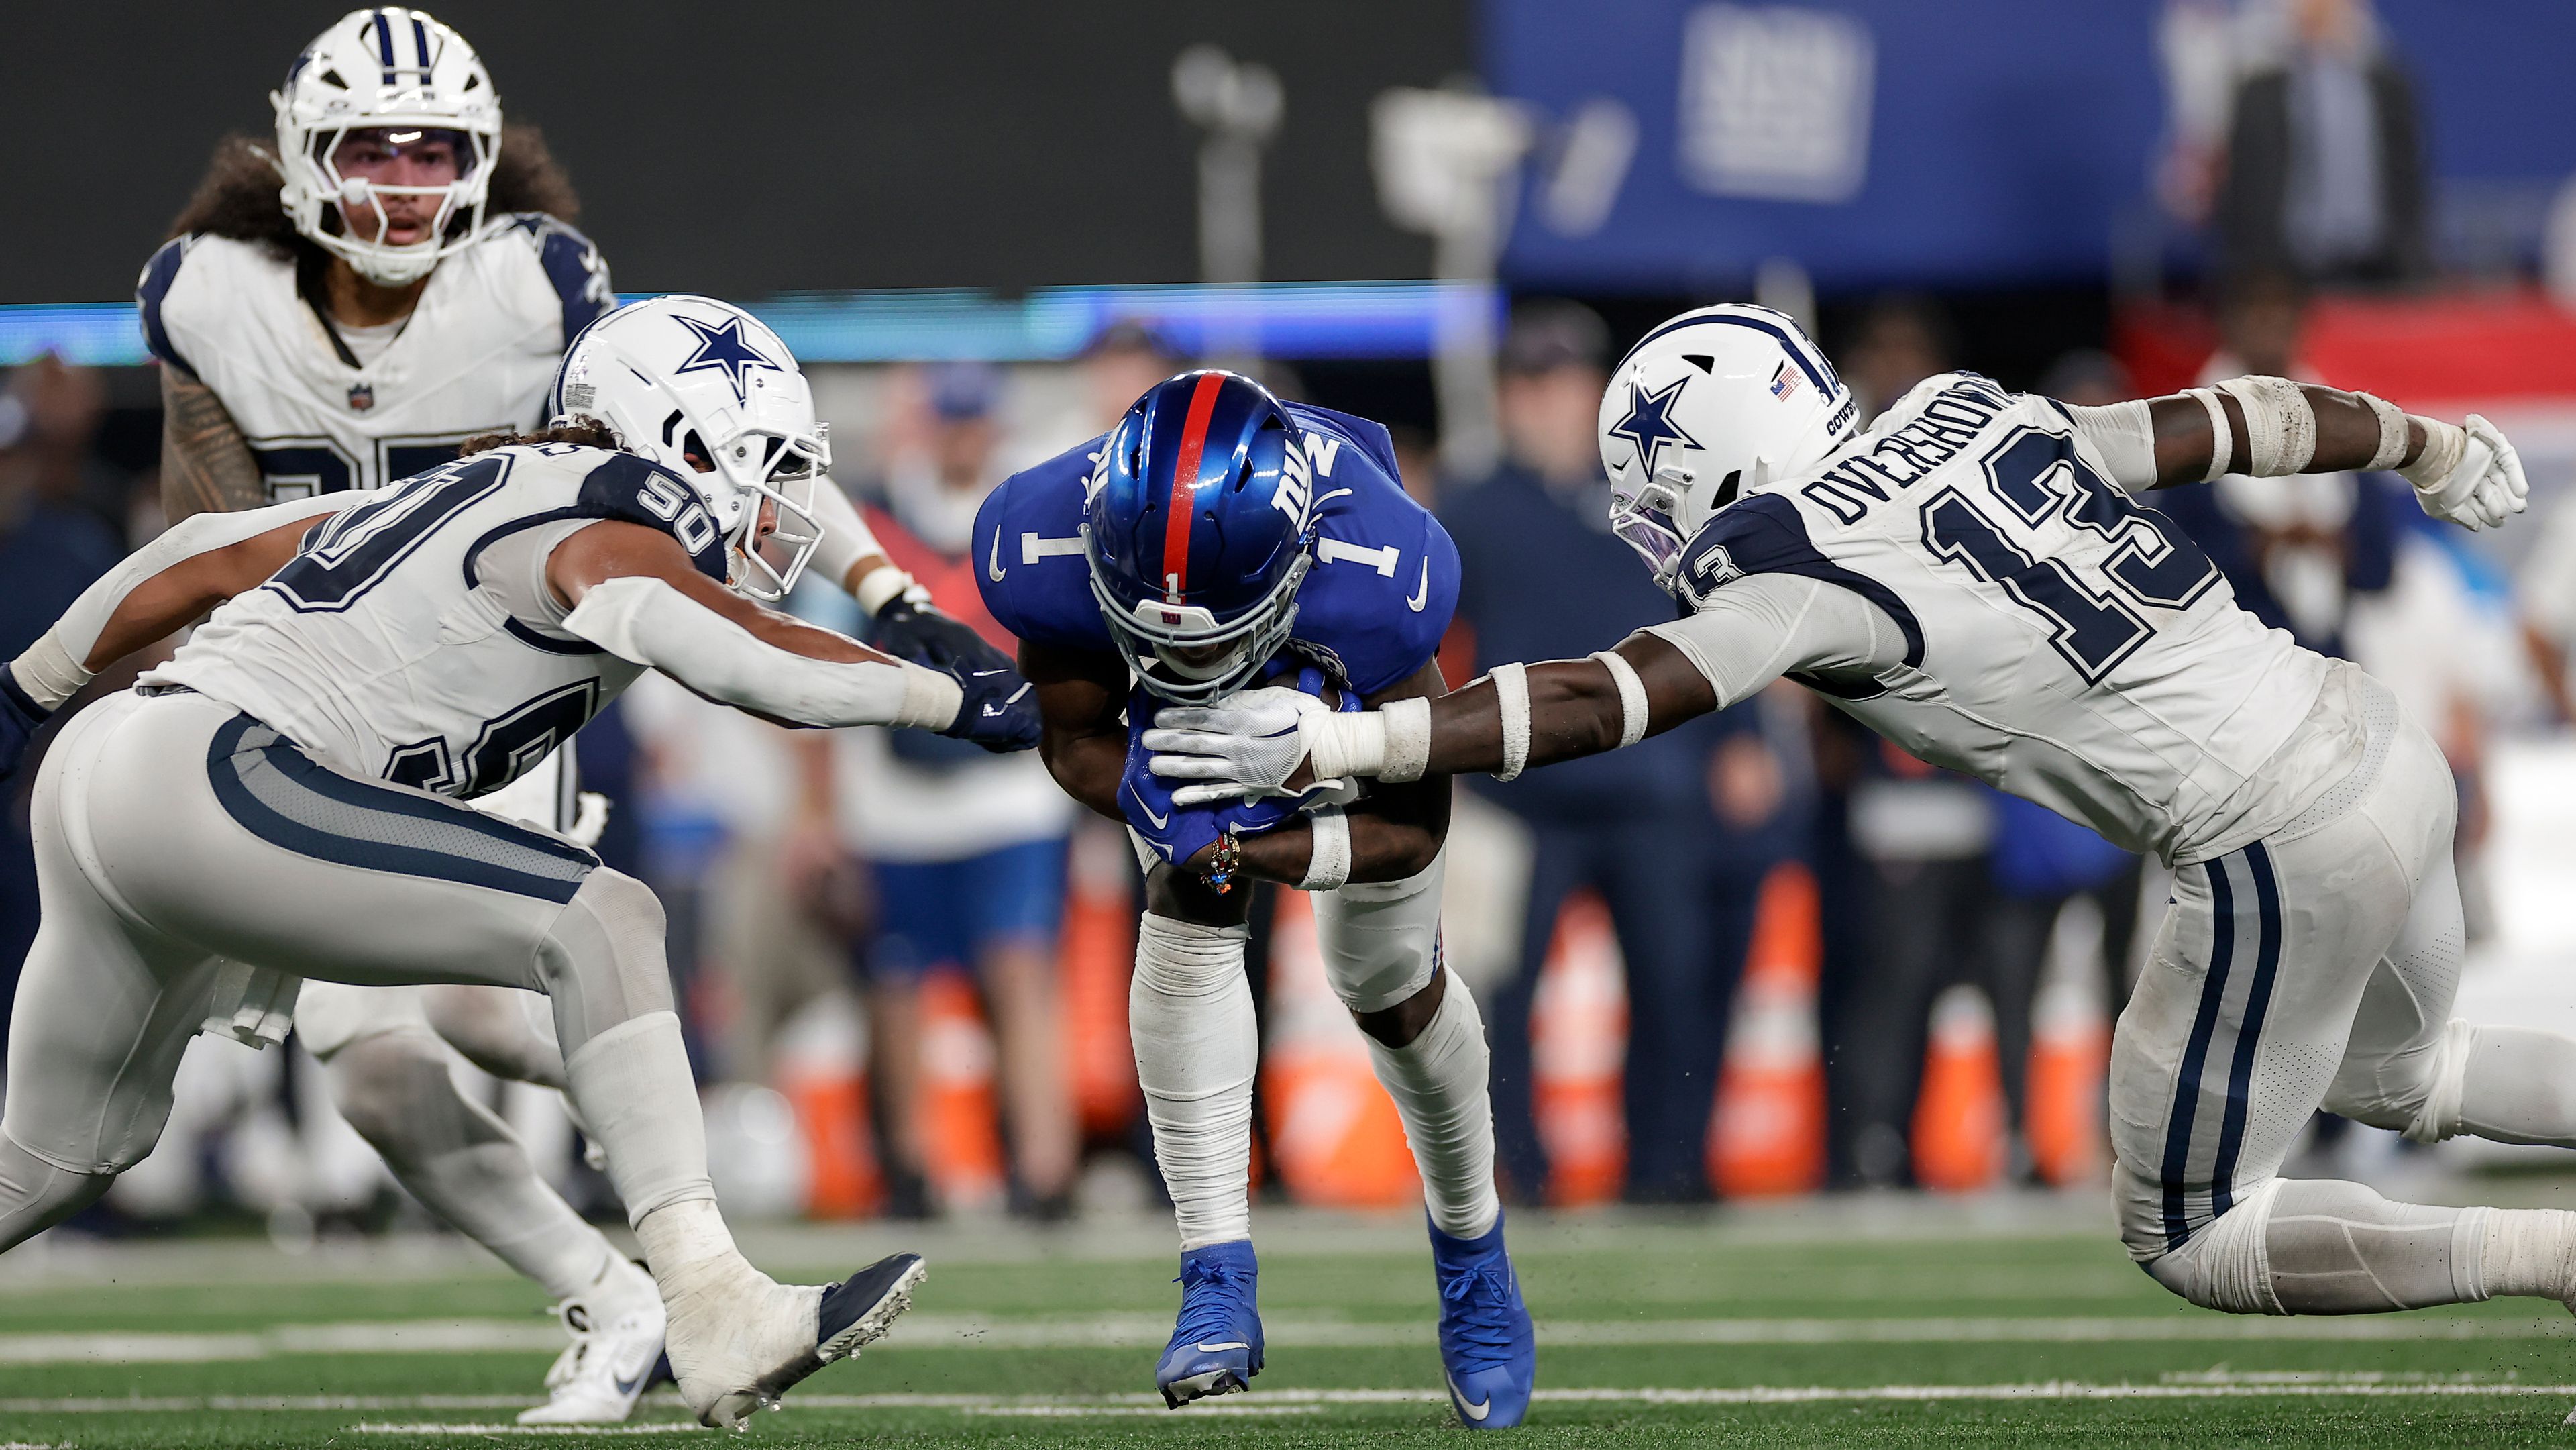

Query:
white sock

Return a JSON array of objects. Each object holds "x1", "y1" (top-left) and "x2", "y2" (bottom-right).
[
  {"x1": 1129, "y1": 913, "x2": 1257, "y2": 1251},
  {"x1": 561, "y1": 1011, "x2": 715, "y2": 1226},
  {"x1": 633, "y1": 1197, "x2": 757, "y2": 1299},
  {"x1": 2477, "y1": 1208, "x2": 2576, "y2": 1302},
  {"x1": 1365, "y1": 969, "x2": 1500, "y2": 1239}
]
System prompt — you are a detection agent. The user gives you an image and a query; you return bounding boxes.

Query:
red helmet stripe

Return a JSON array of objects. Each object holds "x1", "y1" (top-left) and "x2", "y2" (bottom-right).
[{"x1": 1161, "y1": 372, "x2": 1225, "y2": 595}]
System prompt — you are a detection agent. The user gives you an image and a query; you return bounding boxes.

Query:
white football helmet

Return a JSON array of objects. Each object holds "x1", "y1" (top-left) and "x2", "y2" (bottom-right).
[
  {"x1": 272, "y1": 8, "x2": 503, "y2": 287},
  {"x1": 550, "y1": 295, "x2": 829, "y2": 602},
  {"x1": 1596, "y1": 304, "x2": 1860, "y2": 592}
]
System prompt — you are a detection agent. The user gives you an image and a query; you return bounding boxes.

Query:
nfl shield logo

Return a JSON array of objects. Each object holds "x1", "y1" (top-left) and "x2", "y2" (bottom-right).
[{"x1": 347, "y1": 382, "x2": 374, "y2": 413}]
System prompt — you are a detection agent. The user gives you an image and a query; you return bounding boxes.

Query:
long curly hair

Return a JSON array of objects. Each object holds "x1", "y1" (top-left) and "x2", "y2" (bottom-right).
[
  {"x1": 166, "y1": 123, "x2": 582, "y2": 260},
  {"x1": 460, "y1": 419, "x2": 618, "y2": 457}
]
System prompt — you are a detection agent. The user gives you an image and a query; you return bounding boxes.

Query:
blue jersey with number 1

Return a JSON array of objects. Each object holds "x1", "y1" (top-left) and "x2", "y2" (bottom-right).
[{"x1": 974, "y1": 403, "x2": 1459, "y2": 698}]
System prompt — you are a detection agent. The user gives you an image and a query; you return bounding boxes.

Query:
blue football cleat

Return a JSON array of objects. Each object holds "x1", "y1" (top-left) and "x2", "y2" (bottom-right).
[
  {"x1": 1431, "y1": 1213, "x2": 1535, "y2": 1428},
  {"x1": 1155, "y1": 1240, "x2": 1264, "y2": 1408}
]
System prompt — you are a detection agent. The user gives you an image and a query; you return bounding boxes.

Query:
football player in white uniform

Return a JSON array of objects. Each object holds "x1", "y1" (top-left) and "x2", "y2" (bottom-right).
[
  {"x1": 134, "y1": 11, "x2": 991, "y2": 1422},
  {"x1": 0, "y1": 293, "x2": 1038, "y2": 1428},
  {"x1": 1145, "y1": 305, "x2": 2576, "y2": 1355}
]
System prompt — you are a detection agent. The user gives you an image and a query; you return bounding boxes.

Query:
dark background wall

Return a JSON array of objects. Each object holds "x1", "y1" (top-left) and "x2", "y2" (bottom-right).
[{"x1": 3, "y1": 1, "x2": 1472, "y2": 302}]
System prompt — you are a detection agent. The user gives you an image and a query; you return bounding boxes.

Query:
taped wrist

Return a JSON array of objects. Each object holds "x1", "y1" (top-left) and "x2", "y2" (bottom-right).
[
  {"x1": 1300, "y1": 805, "x2": 1352, "y2": 891},
  {"x1": 7, "y1": 631, "x2": 89, "y2": 711},
  {"x1": 1303, "y1": 711, "x2": 1381, "y2": 782},
  {"x1": 1491, "y1": 661, "x2": 1532, "y2": 782},
  {"x1": 2215, "y1": 376, "x2": 2317, "y2": 476},
  {"x1": 2399, "y1": 416, "x2": 2467, "y2": 491},
  {"x1": 853, "y1": 564, "x2": 917, "y2": 617},
  {"x1": 2360, "y1": 393, "x2": 2412, "y2": 471},
  {"x1": 1377, "y1": 696, "x2": 1431, "y2": 782},
  {"x1": 1591, "y1": 650, "x2": 1649, "y2": 748}
]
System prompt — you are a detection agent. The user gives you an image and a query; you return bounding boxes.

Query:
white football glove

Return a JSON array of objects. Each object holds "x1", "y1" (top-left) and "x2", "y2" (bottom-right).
[
  {"x1": 1143, "y1": 686, "x2": 1328, "y2": 806},
  {"x1": 566, "y1": 791, "x2": 613, "y2": 850},
  {"x1": 2403, "y1": 413, "x2": 2527, "y2": 531}
]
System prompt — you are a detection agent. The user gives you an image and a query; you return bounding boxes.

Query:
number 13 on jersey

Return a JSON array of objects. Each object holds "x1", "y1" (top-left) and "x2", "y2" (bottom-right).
[{"x1": 1921, "y1": 427, "x2": 2219, "y2": 683}]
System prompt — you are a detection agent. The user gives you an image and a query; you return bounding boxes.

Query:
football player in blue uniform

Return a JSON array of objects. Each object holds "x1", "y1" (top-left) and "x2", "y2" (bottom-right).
[{"x1": 975, "y1": 371, "x2": 1534, "y2": 1427}]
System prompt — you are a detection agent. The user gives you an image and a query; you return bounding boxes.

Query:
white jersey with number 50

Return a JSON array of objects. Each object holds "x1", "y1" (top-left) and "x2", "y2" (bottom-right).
[
  {"x1": 137, "y1": 215, "x2": 612, "y2": 500},
  {"x1": 146, "y1": 443, "x2": 728, "y2": 802},
  {"x1": 1670, "y1": 372, "x2": 2330, "y2": 864}
]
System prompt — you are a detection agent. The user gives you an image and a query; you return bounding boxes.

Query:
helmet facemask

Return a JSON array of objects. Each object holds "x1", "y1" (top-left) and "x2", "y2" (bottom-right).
[
  {"x1": 299, "y1": 124, "x2": 495, "y2": 285},
  {"x1": 1091, "y1": 548, "x2": 1311, "y2": 703}
]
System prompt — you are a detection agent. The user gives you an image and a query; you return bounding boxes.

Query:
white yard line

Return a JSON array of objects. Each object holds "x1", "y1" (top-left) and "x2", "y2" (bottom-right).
[
  {"x1": 0, "y1": 1310, "x2": 2562, "y2": 1367},
  {"x1": 7, "y1": 1382, "x2": 2575, "y2": 1426}
]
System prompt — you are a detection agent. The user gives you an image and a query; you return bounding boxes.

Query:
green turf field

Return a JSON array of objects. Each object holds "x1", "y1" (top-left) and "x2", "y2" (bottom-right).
[{"x1": 1, "y1": 1196, "x2": 2572, "y2": 1447}]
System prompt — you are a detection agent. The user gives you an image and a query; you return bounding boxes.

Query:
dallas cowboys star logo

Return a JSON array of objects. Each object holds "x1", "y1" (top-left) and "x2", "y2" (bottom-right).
[
  {"x1": 673, "y1": 313, "x2": 782, "y2": 404},
  {"x1": 1606, "y1": 376, "x2": 1701, "y2": 478}
]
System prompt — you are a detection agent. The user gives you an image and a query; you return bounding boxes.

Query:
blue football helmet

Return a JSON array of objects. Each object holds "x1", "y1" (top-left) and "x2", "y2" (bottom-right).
[{"x1": 1085, "y1": 371, "x2": 1316, "y2": 703}]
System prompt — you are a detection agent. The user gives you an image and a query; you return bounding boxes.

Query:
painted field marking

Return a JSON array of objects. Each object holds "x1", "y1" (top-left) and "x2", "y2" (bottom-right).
[{"x1": 0, "y1": 1308, "x2": 2564, "y2": 1366}]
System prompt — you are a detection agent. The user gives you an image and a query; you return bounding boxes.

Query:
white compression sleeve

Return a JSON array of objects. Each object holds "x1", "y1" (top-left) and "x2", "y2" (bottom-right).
[
  {"x1": 561, "y1": 575, "x2": 961, "y2": 730},
  {"x1": 1646, "y1": 572, "x2": 1896, "y2": 709},
  {"x1": 1130, "y1": 913, "x2": 1258, "y2": 1250},
  {"x1": 800, "y1": 476, "x2": 890, "y2": 597},
  {"x1": 12, "y1": 493, "x2": 350, "y2": 707},
  {"x1": 2061, "y1": 399, "x2": 2159, "y2": 494}
]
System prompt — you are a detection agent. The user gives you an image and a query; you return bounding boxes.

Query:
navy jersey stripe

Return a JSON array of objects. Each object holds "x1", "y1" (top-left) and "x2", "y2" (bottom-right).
[
  {"x1": 1680, "y1": 493, "x2": 1925, "y2": 668},
  {"x1": 2209, "y1": 843, "x2": 2284, "y2": 1217},
  {"x1": 207, "y1": 713, "x2": 593, "y2": 904},
  {"x1": 136, "y1": 238, "x2": 196, "y2": 380},
  {"x1": 2162, "y1": 854, "x2": 2238, "y2": 1253}
]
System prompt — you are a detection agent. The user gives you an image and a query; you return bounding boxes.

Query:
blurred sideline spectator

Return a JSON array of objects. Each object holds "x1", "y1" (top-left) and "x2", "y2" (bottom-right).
[
  {"x1": 2216, "y1": 0, "x2": 2428, "y2": 288},
  {"x1": 1840, "y1": 295, "x2": 1959, "y2": 423},
  {"x1": 826, "y1": 363, "x2": 1080, "y2": 1220},
  {"x1": 0, "y1": 357, "x2": 129, "y2": 1029},
  {"x1": 2158, "y1": 272, "x2": 2398, "y2": 660},
  {"x1": 1442, "y1": 301, "x2": 1778, "y2": 1205}
]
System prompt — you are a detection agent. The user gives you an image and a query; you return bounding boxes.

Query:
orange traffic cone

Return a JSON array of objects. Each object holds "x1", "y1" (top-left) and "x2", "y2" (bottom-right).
[
  {"x1": 1059, "y1": 821, "x2": 1142, "y2": 1138},
  {"x1": 772, "y1": 994, "x2": 879, "y2": 1218},
  {"x1": 1911, "y1": 984, "x2": 2008, "y2": 1192},
  {"x1": 1711, "y1": 863, "x2": 1827, "y2": 1197},
  {"x1": 917, "y1": 968, "x2": 1008, "y2": 1210},
  {"x1": 1532, "y1": 890, "x2": 1627, "y2": 1207},
  {"x1": 2025, "y1": 897, "x2": 2112, "y2": 1186},
  {"x1": 1260, "y1": 892, "x2": 1420, "y2": 1207}
]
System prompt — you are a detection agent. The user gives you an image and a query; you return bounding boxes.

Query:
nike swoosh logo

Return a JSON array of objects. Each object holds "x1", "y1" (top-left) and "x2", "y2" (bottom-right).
[
  {"x1": 1406, "y1": 559, "x2": 1430, "y2": 612},
  {"x1": 986, "y1": 530, "x2": 1006, "y2": 582},
  {"x1": 1448, "y1": 1371, "x2": 1491, "y2": 1421},
  {"x1": 1128, "y1": 782, "x2": 1169, "y2": 830},
  {"x1": 613, "y1": 1365, "x2": 649, "y2": 1396},
  {"x1": 1195, "y1": 1341, "x2": 1250, "y2": 1353}
]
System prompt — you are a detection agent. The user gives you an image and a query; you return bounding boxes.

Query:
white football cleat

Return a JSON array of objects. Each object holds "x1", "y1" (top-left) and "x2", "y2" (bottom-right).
[
  {"x1": 517, "y1": 1289, "x2": 668, "y2": 1425},
  {"x1": 665, "y1": 1252, "x2": 925, "y2": 1428}
]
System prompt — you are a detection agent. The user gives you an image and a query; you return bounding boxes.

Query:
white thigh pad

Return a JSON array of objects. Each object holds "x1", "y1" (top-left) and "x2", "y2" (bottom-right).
[{"x1": 1311, "y1": 847, "x2": 1446, "y2": 1014}]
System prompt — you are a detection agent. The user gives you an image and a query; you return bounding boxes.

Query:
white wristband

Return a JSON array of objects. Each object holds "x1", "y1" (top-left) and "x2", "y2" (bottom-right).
[
  {"x1": 1378, "y1": 696, "x2": 1431, "y2": 782},
  {"x1": 853, "y1": 563, "x2": 917, "y2": 616},
  {"x1": 1490, "y1": 661, "x2": 1532, "y2": 783},
  {"x1": 2398, "y1": 415, "x2": 2466, "y2": 490},
  {"x1": 9, "y1": 630, "x2": 91, "y2": 711},
  {"x1": 1591, "y1": 650, "x2": 1649, "y2": 748},
  {"x1": 2187, "y1": 387, "x2": 2233, "y2": 480},
  {"x1": 2216, "y1": 376, "x2": 2316, "y2": 476},
  {"x1": 2361, "y1": 393, "x2": 2411, "y2": 471},
  {"x1": 1300, "y1": 805, "x2": 1351, "y2": 891}
]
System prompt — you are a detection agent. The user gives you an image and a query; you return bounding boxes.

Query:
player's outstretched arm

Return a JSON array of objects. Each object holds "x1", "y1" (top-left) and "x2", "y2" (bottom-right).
[
  {"x1": 1190, "y1": 662, "x2": 1460, "y2": 888},
  {"x1": 0, "y1": 495, "x2": 344, "y2": 774},
  {"x1": 2070, "y1": 378, "x2": 2526, "y2": 529},
  {"x1": 158, "y1": 368, "x2": 266, "y2": 523},
  {"x1": 547, "y1": 520, "x2": 1036, "y2": 747}
]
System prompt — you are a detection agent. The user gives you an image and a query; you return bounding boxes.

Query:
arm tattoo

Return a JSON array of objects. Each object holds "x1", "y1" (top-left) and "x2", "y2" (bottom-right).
[{"x1": 160, "y1": 369, "x2": 265, "y2": 521}]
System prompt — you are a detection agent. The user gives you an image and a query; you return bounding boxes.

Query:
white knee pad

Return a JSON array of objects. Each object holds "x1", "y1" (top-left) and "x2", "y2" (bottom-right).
[
  {"x1": 2144, "y1": 1176, "x2": 2288, "y2": 1315},
  {"x1": 1311, "y1": 848, "x2": 1445, "y2": 1015},
  {"x1": 534, "y1": 870, "x2": 674, "y2": 1055},
  {"x1": 2400, "y1": 1018, "x2": 2477, "y2": 1145}
]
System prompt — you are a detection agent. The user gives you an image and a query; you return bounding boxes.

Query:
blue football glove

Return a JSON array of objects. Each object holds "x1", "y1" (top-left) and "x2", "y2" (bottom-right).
[
  {"x1": 1120, "y1": 709, "x2": 1300, "y2": 870},
  {"x1": 865, "y1": 592, "x2": 1012, "y2": 678},
  {"x1": 0, "y1": 664, "x2": 54, "y2": 786},
  {"x1": 939, "y1": 664, "x2": 1042, "y2": 752}
]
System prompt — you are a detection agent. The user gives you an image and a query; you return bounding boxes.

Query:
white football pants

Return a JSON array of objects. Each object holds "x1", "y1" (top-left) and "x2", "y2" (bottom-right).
[
  {"x1": 0, "y1": 690, "x2": 702, "y2": 1250},
  {"x1": 2114, "y1": 670, "x2": 2576, "y2": 1306}
]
